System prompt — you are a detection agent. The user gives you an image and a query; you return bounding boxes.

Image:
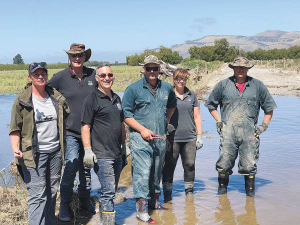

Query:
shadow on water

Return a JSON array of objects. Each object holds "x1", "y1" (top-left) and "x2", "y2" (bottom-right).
[{"x1": 208, "y1": 175, "x2": 272, "y2": 194}]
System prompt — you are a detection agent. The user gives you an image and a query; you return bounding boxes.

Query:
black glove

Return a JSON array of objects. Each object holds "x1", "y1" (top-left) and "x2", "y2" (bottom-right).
[
  {"x1": 166, "y1": 123, "x2": 175, "y2": 135},
  {"x1": 216, "y1": 121, "x2": 223, "y2": 135}
]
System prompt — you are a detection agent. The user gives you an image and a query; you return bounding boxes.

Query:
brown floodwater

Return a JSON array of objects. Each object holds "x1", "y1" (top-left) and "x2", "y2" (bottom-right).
[{"x1": 1, "y1": 95, "x2": 300, "y2": 224}]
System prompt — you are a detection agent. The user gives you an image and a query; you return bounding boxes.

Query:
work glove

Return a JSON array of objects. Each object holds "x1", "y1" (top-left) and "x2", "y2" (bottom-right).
[
  {"x1": 216, "y1": 121, "x2": 223, "y2": 135},
  {"x1": 254, "y1": 122, "x2": 268, "y2": 137},
  {"x1": 83, "y1": 147, "x2": 97, "y2": 168},
  {"x1": 196, "y1": 134, "x2": 203, "y2": 150},
  {"x1": 166, "y1": 123, "x2": 175, "y2": 135}
]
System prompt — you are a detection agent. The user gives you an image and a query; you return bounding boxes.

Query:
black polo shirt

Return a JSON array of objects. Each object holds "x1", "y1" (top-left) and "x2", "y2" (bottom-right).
[
  {"x1": 47, "y1": 66, "x2": 97, "y2": 138},
  {"x1": 81, "y1": 89, "x2": 124, "y2": 159}
]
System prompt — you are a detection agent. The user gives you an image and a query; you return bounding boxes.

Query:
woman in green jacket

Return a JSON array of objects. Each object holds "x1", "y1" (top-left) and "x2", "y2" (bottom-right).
[{"x1": 9, "y1": 62, "x2": 70, "y2": 225}]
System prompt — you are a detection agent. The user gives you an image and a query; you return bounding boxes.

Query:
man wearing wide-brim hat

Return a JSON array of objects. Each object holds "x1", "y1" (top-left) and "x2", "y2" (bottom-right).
[
  {"x1": 122, "y1": 55, "x2": 177, "y2": 223},
  {"x1": 47, "y1": 43, "x2": 98, "y2": 222},
  {"x1": 205, "y1": 56, "x2": 277, "y2": 197}
]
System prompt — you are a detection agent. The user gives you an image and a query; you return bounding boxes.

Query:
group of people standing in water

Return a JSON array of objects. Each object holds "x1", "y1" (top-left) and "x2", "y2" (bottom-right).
[{"x1": 9, "y1": 43, "x2": 276, "y2": 224}]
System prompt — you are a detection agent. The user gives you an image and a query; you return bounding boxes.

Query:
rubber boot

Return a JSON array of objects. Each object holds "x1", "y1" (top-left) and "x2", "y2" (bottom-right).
[
  {"x1": 100, "y1": 211, "x2": 115, "y2": 225},
  {"x1": 245, "y1": 175, "x2": 255, "y2": 197},
  {"x1": 218, "y1": 173, "x2": 229, "y2": 195},
  {"x1": 136, "y1": 198, "x2": 157, "y2": 224},
  {"x1": 185, "y1": 181, "x2": 194, "y2": 197},
  {"x1": 163, "y1": 182, "x2": 173, "y2": 203},
  {"x1": 148, "y1": 193, "x2": 169, "y2": 210},
  {"x1": 58, "y1": 201, "x2": 71, "y2": 222}
]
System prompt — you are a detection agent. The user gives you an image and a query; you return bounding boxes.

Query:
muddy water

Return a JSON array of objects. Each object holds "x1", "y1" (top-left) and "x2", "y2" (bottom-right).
[{"x1": 1, "y1": 95, "x2": 300, "y2": 224}]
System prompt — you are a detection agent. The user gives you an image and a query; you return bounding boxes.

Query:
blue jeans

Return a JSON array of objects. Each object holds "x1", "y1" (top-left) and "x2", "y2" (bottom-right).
[
  {"x1": 60, "y1": 136, "x2": 91, "y2": 202},
  {"x1": 94, "y1": 157, "x2": 122, "y2": 212},
  {"x1": 22, "y1": 150, "x2": 62, "y2": 225}
]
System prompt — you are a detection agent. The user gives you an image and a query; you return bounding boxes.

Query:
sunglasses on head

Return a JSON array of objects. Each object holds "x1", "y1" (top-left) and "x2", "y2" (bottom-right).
[
  {"x1": 97, "y1": 73, "x2": 114, "y2": 79},
  {"x1": 29, "y1": 62, "x2": 47, "y2": 70},
  {"x1": 69, "y1": 52, "x2": 85, "y2": 58},
  {"x1": 175, "y1": 77, "x2": 187, "y2": 82},
  {"x1": 145, "y1": 66, "x2": 159, "y2": 72}
]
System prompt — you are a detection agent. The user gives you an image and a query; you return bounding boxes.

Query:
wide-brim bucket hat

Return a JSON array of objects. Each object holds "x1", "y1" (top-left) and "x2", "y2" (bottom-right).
[
  {"x1": 229, "y1": 57, "x2": 254, "y2": 69},
  {"x1": 64, "y1": 43, "x2": 91, "y2": 62},
  {"x1": 139, "y1": 55, "x2": 160, "y2": 66}
]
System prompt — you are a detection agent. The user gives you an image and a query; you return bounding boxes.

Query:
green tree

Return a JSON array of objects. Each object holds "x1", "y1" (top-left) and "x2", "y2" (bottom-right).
[
  {"x1": 214, "y1": 38, "x2": 229, "y2": 61},
  {"x1": 90, "y1": 61, "x2": 100, "y2": 67},
  {"x1": 13, "y1": 54, "x2": 24, "y2": 64}
]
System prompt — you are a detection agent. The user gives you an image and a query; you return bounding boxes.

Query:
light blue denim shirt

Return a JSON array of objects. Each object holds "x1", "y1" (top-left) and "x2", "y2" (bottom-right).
[{"x1": 205, "y1": 76, "x2": 277, "y2": 125}]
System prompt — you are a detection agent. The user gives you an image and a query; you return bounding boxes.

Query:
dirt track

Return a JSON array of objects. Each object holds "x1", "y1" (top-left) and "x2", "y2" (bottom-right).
[{"x1": 201, "y1": 65, "x2": 300, "y2": 97}]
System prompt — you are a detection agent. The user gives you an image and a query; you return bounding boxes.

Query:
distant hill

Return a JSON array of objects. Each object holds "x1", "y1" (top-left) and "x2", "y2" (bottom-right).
[{"x1": 171, "y1": 30, "x2": 300, "y2": 58}]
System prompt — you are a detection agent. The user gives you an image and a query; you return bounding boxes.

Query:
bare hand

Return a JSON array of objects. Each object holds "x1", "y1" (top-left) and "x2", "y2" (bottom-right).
[
  {"x1": 140, "y1": 128, "x2": 155, "y2": 141},
  {"x1": 13, "y1": 149, "x2": 23, "y2": 159}
]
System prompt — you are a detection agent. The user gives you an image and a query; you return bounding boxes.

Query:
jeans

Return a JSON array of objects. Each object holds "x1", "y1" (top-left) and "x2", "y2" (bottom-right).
[
  {"x1": 130, "y1": 136, "x2": 166, "y2": 199},
  {"x1": 22, "y1": 150, "x2": 62, "y2": 225},
  {"x1": 94, "y1": 157, "x2": 122, "y2": 212},
  {"x1": 60, "y1": 135, "x2": 91, "y2": 202},
  {"x1": 163, "y1": 139, "x2": 197, "y2": 184},
  {"x1": 216, "y1": 122, "x2": 260, "y2": 176}
]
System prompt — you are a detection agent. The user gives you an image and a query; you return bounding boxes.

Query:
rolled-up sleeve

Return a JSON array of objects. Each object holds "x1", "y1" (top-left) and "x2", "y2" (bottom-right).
[{"x1": 122, "y1": 86, "x2": 136, "y2": 118}]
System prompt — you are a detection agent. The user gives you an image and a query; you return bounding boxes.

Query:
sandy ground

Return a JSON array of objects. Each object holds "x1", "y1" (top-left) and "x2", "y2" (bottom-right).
[{"x1": 200, "y1": 65, "x2": 300, "y2": 96}]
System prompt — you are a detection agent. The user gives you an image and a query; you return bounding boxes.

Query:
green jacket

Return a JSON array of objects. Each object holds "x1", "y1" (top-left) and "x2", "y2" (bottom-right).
[{"x1": 9, "y1": 85, "x2": 70, "y2": 168}]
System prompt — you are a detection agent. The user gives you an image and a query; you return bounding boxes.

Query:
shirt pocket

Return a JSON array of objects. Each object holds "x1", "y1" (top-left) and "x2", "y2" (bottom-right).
[
  {"x1": 135, "y1": 99, "x2": 151, "y2": 116},
  {"x1": 247, "y1": 100, "x2": 257, "y2": 118}
]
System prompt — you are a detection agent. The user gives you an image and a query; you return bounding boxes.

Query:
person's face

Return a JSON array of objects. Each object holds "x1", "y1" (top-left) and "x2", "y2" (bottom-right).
[
  {"x1": 96, "y1": 66, "x2": 114, "y2": 92},
  {"x1": 69, "y1": 52, "x2": 86, "y2": 68},
  {"x1": 233, "y1": 66, "x2": 248, "y2": 80},
  {"x1": 143, "y1": 63, "x2": 160, "y2": 83},
  {"x1": 174, "y1": 76, "x2": 187, "y2": 89},
  {"x1": 28, "y1": 68, "x2": 48, "y2": 87}
]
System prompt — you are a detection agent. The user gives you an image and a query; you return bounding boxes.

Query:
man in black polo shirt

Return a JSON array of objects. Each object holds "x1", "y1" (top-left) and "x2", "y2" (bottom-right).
[
  {"x1": 81, "y1": 64, "x2": 126, "y2": 224},
  {"x1": 47, "y1": 43, "x2": 98, "y2": 222}
]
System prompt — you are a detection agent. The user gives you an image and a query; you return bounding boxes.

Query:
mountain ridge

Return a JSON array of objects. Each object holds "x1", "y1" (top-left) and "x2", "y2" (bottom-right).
[{"x1": 171, "y1": 30, "x2": 300, "y2": 58}]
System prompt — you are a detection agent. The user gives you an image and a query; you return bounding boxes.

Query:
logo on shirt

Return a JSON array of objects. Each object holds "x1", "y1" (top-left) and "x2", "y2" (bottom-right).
[
  {"x1": 165, "y1": 96, "x2": 168, "y2": 99},
  {"x1": 35, "y1": 109, "x2": 53, "y2": 124},
  {"x1": 88, "y1": 81, "x2": 93, "y2": 86},
  {"x1": 116, "y1": 103, "x2": 122, "y2": 110}
]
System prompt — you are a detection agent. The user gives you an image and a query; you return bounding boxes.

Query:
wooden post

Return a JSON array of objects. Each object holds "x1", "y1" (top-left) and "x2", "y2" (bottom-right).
[
  {"x1": 284, "y1": 58, "x2": 286, "y2": 68},
  {"x1": 205, "y1": 62, "x2": 207, "y2": 74}
]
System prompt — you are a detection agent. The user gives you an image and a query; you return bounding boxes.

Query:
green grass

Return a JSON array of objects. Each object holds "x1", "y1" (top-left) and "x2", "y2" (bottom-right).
[{"x1": 0, "y1": 66, "x2": 143, "y2": 94}]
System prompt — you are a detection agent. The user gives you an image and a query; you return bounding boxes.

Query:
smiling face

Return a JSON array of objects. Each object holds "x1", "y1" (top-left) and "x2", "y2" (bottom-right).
[
  {"x1": 69, "y1": 52, "x2": 86, "y2": 69},
  {"x1": 28, "y1": 68, "x2": 48, "y2": 88},
  {"x1": 95, "y1": 66, "x2": 114, "y2": 93}
]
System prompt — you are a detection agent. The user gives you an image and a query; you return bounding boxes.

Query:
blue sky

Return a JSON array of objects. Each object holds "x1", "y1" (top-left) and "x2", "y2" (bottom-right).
[{"x1": 0, "y1": 0, "x2": 299, "y2": 64}]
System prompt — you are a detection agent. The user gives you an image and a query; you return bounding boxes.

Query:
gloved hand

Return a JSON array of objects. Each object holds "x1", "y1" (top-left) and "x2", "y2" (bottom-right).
[
  {"x1": 196, "y1": 134, "x2": 203, "y2": 150},
  {"x1": 254, "y1": 122, "x2": 268, "y2": 137},
  {"x1": 216, "y1": 121, "x2": 223, "y2": 135},
  {"x1": 166, "y1": 123, "x2": 175, "y2": 135},
  {"x1": 83, "y1": 147, "x2": 97, "y2": 168}
]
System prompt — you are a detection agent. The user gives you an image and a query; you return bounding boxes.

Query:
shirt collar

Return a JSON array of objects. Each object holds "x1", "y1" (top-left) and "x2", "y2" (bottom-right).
[{"x1": 69, "y1": 66, "x2": 88, "y2": 78}]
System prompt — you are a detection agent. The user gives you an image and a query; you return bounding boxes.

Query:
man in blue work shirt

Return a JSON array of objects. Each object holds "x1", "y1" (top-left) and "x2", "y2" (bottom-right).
[
  {"x1": 205, "y1": 57, "x2": 277, "y2": 197},
  {"x1": 122, "y1": 55, "x2": 176, "y2": 223}
]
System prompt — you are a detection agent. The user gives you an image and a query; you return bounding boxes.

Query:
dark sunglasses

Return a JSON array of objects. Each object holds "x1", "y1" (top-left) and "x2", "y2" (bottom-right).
[
  {"x1": 97, "y1": 73, "x2": 114, "y2": 79},
  {"x1": 69, "y1": 52, "x2": 85, "y2": 58},
  {"x1": 145, "y1": 66, "x2": 159, "y2": 72},
  {"x1": 175, "y1": 77, "x2": 187, "y2": 82}
]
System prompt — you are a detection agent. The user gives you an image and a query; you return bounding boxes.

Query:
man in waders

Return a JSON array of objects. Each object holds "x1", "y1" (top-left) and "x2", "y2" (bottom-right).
[
  {"x1": 122, "y1": 55, "x2": 176, "y2": 223},
  {"x1": 205, "y1": 57, "x2": 277, "y2": 197}
]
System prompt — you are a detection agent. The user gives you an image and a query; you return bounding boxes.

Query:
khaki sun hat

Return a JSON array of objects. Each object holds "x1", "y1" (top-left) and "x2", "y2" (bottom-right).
[
  {"x1": 140, "y1": 55, "x2": 160, "y2": 66},
  {"x1": 228, "y1": 57, "x2": 254, "y2": 69},
  {"x1": 64, "y1": 43, "x2": 91, "y2": 62}
]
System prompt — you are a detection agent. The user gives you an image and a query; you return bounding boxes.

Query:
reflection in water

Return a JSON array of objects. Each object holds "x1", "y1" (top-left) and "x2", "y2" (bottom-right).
[{"x1": 215, "y1": 195, "x2": 258, "y2": 225}]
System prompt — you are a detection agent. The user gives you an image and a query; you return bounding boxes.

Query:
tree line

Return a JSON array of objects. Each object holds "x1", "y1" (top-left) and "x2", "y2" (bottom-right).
[{"x1": 126, "y1": 46, "x2": 183, "y2": 66}]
